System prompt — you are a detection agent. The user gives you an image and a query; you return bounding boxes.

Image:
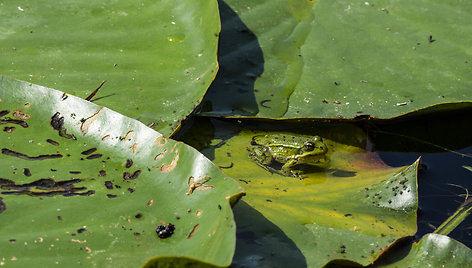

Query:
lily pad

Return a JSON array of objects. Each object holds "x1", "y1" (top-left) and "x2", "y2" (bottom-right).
[
  {"x1": 0, "y1": 0, "x2": 220, "y2": 136},
  {"x1": 201, "y1": 0, "x2": 472, "y2": 118},
  {"x1": 372, "y1": 233, "x2": 472, "y2": 267},
  {"x1": 0, "y1": 76, "x2": 244, "y2": 267},
  {"x1": 200, "y1": 124, "x2": 419, "y2": 267}
]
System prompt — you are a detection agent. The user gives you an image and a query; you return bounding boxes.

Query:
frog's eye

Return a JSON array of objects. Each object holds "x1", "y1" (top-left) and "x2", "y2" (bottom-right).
[{"x1": 304, "y1": 142, "x2": 315, "y2": 151}]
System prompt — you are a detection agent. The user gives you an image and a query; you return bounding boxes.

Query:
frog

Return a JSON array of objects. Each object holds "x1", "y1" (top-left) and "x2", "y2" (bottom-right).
[{"x1": 247, "y1": 134, "x2": 329, "y2": 177}]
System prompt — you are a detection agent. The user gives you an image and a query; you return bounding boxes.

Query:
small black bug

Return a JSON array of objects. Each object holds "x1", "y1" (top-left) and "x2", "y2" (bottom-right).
[{"x1": 156, "y1": 223, "x2": 175, "y2": 238}]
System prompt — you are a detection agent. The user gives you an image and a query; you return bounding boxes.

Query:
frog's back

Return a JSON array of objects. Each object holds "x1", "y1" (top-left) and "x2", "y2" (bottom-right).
[{"x1": 253, "y1": 134, "x2": 307, "y2": 148}]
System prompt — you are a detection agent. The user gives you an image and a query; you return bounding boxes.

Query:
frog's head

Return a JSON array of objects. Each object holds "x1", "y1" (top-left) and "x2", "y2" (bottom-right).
[{"x1": 299, "y1": 136, "x2": 328, "y2": 158}]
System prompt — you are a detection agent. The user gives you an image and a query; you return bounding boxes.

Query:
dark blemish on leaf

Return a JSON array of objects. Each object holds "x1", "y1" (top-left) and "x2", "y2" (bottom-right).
[
  {"x1": 266, "y1": 199, "x2": 272, "y2": 202},
  {"x1": 239, "y1": 179, "x2": 249, "y2": 184},
  {"x1": 50, "y1": 112, "x2": 76, "y2": 140},
  {"x1": 57, "y1": 215, "x2": 62, "y2": 220},
  {"x1": 134, "y1": 232, "x2": 141, "y2": 236},
  {"x1": 218, "y1": 205, "x2": 222, "y2": 210},
  {"x1": 0, "y1": 110, "x2": 9, "y2": 117},
  {"x1": 81, "y1": 148, "x2": 97, "y2": 155},
  {"x1": 2, "y1": 148, "x2": 63, "y2": 161},
  {"x1": 115, "y1": 184, "x2": 121, "y2": 189},
  {"x1": 3, "y1": 126, "x2": 15, "y2": 133},
  {"x1": 334, "y1": 81, "x2": 340, "y2": 86},
  {"x1": 0, "y1": 197, "x2": 6, "y2": 214},
  {"x1": 98, "y1": 170, "x2": 106, "y2": 177},
  {"x1": 46, "y1": 139, "x2": 60, "y2": 146},
  {"x1": 135, "y1": 213, "x2": 143, "y2": 219},
  {"x1": 106, "y1": 194, "x2": 117, "y2": 198},
  {"x1": 104, "y1": 181, "x2": 113, "y2": 190},
  {"x1": 387, "y1": 225, "x2": 394, "y2": 230},
  {"x1": 9, "y1": 239, "x2": 16, "y2": 243},
  {"x1": 428, "y1": 35, "x2": 435, "y2": 43},
  {"x1": 69, "y1": 171, "x2": 81, "y2": 174},
  {"x1": 344, "y1": 213, "x2": 352, "y2": 217},
  {"x1": 219, "y1": 163, "x2": 234, "y2": 169},
  {"x1": 0, "y1": 118, "x2": 28, "y2": 128},
  {"x1": 0, "y1": 178, "x2": 94, "y2": 197},
  {"x1": 51, "y1": 169, "x2": 57, "y2": 172},
  {"x1": 86, "y1": 154, "x2": 102, "y2": 160},
  {"x1": 127, "y1": 188, "x2": 135, "y2": 193},
  {"x1": 126, "y1": 159, "x2": 133, "y2": 168},
  {"x1": 260, "y1": 99, "x2": 271, "y2": 108},
  {"x1": 322, "y1": 99, "x2": 329, "y2": 104},
  {"x1": 61, "y1": 93, "x2": 68, "y2": 101},
  {"x1": 333, "y1": 100, "x2": 342, "y2": 105},
  {"x1": 156, "y1": 223, "x2": 175, "y2": 238},
  {"x1": 77, "y1": 228, "x2": 87, "y2": 234},
  {"x1": 23, "y1": 168, "x2": 31, "y2": 177},
  {"x1": 123, "y1": 170, "x2": 142, "y2": 180}
]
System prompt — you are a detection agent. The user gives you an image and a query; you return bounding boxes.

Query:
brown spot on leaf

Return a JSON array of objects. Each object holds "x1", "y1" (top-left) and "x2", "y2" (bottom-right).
[
  {"x1": 86, "y1": 154, "x2": 102, "y2": 160},
  {"x1": 170, "y1": 143, "x2": 178, "y2": 153},
  {"x1": 130, "y1": 143, "x2": 138, "y2": 153},
  {"x1": 81, "y1": 148, "x2": 97, "y2": 155},
  {"x1": 101, "y1": 135, "x2": 110, "y2": 141},
  {"x1": 155, "y1": 136, "x2": 167, "y2": 147},
  {"x1": 154, "y1": 149, "x2": 167, "y2": 161},
  {"x1": 80, "y1": 108, "x2": 103, "y2": 135},
  {"x1": 187, "y1": 224, "x2": 199, "y2": 239},
  {"x1": 3, "y1": 126, "x2": 15, "y2": 133},
  {"x1": 123, "y1": 170, "x2": 141, "y2": 180},
  {"x1": 104, "y1": 181, "x2": 113, "y2": 190},
  {"x1": 12, "y1": 110, "x2": 30, "y2": 120},
  {"x1": 125, "y1": 159, "x2": 133, "y2": 168},
  {"x1": 1, "y1": 178, "x2": 94, "y2": 197},
  {"x1": 186, "y1": 176, "x2": 213, "y2": 195},
  {"x1": 146, "y1": 199, "x2": 154, "y2": 206},
  {"x1": 46, "y1": 139, "x2": 60, "y2": 146},
  {"x1": 160, "y1": 151, "x2": 179, "y2": 173},
  {"x1": 23, "y1": 168, "x2": 31, "y2": 177},
  {"x1": 2, "y1": 148, "x2": 63, "y2": 161},
  {"x1": 195, "y1": 210, "x2": 202, "y2": 217},
  {"x1": 122, "y1": 130, "x2": 135, "y2": 141}
]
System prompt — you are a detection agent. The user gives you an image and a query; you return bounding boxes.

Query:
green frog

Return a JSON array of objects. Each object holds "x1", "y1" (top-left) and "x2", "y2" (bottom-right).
[{"x1": 247, "y1": 134, "x2": 329, "y2": 177}]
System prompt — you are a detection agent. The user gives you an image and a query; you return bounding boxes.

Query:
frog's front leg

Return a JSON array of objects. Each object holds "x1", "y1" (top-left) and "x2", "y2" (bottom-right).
[{"x1": 281, "y1": 159, "x2": 303, "y2": 177}]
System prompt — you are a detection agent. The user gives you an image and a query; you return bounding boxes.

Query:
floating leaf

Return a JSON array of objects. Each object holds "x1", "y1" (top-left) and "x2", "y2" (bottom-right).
[
  {"x1": 199, "y1": 124, "x2": 419, "y2": 267},
  {"x1": 0, "y1": 0, "x2": 220, "y2": 136},
  {"x1": 0, "y1": 76, "x2": 244, "y2": 267},
  {"x1": 372, "y1": 234, "x2": 472, "y2": 267},
  {"x1": 202, "y1": 0, "x2": 472, "y2": 118}
]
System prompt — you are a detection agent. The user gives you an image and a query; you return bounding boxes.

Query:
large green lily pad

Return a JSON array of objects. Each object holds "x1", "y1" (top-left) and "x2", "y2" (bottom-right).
[
  {"x1": 0, "y1": 76, "x2": 244, "y2": 267},
  {"x1": 0, "y1": 0, "x2": 220, "y2": 136},
  {"x1": 202, "y1": 125, "x2": 419, "y2": 267},
  {"x1": 201, "y1": 0, "x2": 472, "y2": 118}
]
